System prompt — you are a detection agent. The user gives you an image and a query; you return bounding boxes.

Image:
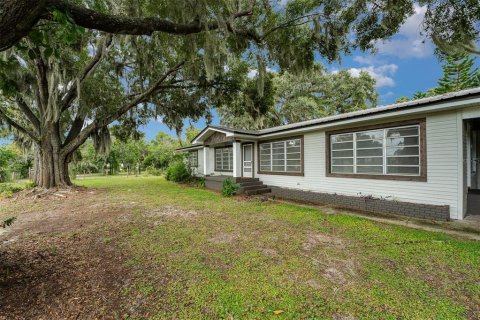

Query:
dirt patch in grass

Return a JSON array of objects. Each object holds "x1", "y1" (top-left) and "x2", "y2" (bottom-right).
[
  {"x1": 302, "y1": 232, "x2": 345, "y2": 251},
  {"x1": 143, "y1": 205, "x2": 199, "y2": 218},
  {"x1": 208, "y1": 232, "x2": 240, "y2": 244},
  {"x1": 0, "y1": 231, "x2": 130, "y2": 319},
  {"x1": 0, "y1": 188, "x2": 142, "y2": 319}
]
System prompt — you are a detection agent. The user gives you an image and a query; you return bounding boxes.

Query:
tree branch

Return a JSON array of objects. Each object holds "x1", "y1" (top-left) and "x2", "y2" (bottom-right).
[
  {"x1": 52, "y1": 1, "x2": 259, "y2": 41},
  {"x1": 261, "y1": 13, "x2": 324, "y2": 41},
  {"x1": 15, "y1": 97, "x2": 41, "y2": 133},
  {"x1": 61, "y1": 61, "x2": 185, "y2": 155},
  {"x1": 34, "y1": 52, "x2": 49, "y2": 116},
  {"x1": 60, "y1": 35, "x2": 113, "y2": 113},
  {"x1": 0, "y1": 0, "x2": 259, "y2": 52},
  {"x1": 0, "y1": 108, "x2": 39, "y2": 143}
]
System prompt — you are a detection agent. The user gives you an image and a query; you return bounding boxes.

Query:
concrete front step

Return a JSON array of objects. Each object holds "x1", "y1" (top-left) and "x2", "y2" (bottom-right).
[
  {"x1": 245, "y1": 188, "x2": 271, "y2": 196},
  {"x1": 235, "y1": 177, "x2": 260, "y2": 183},
  {"x1": 238, "y1": 184, "x2": 268, "y2": 192},
  {"x1": 237, "y1": 181, "x2": 264, "y2": 187},
  {"x1": 467, "y1": 192, "x2": 480, "y2": 215}
]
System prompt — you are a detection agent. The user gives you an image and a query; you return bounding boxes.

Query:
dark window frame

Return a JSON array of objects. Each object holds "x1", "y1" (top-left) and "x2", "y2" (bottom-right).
[
  {"x1": 325, "y1": 118, "x2": 427, "y2": 182},
  {"x1": 257, "y1": 136, "x2": 304, "y2": 176}
]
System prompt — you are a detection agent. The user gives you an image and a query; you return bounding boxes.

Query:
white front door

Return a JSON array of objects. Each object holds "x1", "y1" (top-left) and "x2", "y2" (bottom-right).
[{"x1": 242, "y1": 144, "x2": 253, "y2": 178}]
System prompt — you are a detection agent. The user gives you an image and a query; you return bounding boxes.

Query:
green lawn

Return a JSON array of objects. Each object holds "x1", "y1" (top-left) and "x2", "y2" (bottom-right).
[{"x1": 72, "y1": 176, "x2": 480, "y2": 319}]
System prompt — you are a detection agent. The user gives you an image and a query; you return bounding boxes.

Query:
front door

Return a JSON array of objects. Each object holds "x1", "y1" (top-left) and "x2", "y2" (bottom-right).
[
  {"x1": 471, "y1": 128, "x2": 480, "y2": 190},
  {"x1": 467, "y1": 121, "x2": 480, "y2": 216},
  {"x1": 242, "y1": 144, "x2": 253, "y2": 178}
]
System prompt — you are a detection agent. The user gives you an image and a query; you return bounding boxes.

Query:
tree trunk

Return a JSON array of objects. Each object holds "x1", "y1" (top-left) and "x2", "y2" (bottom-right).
[
  {"x1": 32, "y1": 133, "x2": 72, "y2": 189},
  {"x1": 0, "y1": 0, "x2": 47, "y2": 51}
]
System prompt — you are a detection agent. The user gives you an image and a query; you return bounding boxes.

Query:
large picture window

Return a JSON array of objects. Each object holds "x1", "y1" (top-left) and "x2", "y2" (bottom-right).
[
  {"x1": 329, "y1": 124, "x2": 423, "y2": 178},
  {"x1": 215, "y1": 147, "x2": 233, "y2": 171},
  {"x1": 259, "y1": 138, "x2": 303, "y2": 174},
  {"x1": 188, "y1": 151, "x2": 198, "y2": 167}
]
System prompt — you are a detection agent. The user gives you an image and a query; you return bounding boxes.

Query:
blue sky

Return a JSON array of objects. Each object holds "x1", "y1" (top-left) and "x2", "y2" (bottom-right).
[
  {"x1": 1, "y1": 4, "x2": 478, "y2": 145},
  {"x1": 144, "y1": 4, "x2": 478, "y2": 141}
]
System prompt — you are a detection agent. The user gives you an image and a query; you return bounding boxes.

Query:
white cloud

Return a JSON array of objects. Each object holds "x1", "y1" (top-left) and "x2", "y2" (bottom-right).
[
  {"x1": 375, "y1": 4, "x2": 433, "y2": 59},
  {"x1": 246, "y1": 67, "x2": 276, "y2": 79},
  {"x1": 247, "y1": 69, "x2": 258, "y2": 79},
  {"x1": 353, "y1": 55, "x2": 385, "y2": 65},
  {"x1": 344, "y1": 64, "x2": 398, "y2": 88}
]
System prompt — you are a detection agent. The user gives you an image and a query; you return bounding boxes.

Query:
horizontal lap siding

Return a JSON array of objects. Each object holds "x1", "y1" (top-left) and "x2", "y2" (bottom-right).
[{"x1": 256, "y1": 112, "x2": 460, "y2": 219}]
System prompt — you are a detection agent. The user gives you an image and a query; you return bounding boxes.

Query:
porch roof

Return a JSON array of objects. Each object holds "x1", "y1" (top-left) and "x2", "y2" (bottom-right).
[{"x1": 176, "y1": 144, "x2": 203, "y2": 152}]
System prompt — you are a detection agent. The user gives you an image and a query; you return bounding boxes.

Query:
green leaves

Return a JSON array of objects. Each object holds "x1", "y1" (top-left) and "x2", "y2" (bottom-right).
[
  {"x1": 50, "y1": 8, "x2": 86, "y2": 45},
  {"x1": 1, "y1": 217, "x2": 16, "y2": 228},
  {"x1": 219, "y1": 62, "x2": 378, "y2": 130},
  {"x1": 43, "y1": 47, "x2": 54, "y2": 59},
  {"x1": 27, "y1": 49, "x2": 36, "y2": 60}
]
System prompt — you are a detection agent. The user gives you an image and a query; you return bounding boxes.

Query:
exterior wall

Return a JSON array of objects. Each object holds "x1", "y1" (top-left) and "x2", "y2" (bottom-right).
[
  {"x1": 270, "y1": 186, "x2": 450, "y2": 221},
  {"x1": 255, "y1": 111, "x2": 463, "y2": 220}
]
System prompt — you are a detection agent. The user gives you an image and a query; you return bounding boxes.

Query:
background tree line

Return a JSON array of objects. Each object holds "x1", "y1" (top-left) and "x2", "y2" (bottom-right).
[
  {"x1": 218, "y1": 63, "x2": 377, "y2": 130},
  {"x1": 0, "y1": 126, "x2": 201, "y2": 180}
]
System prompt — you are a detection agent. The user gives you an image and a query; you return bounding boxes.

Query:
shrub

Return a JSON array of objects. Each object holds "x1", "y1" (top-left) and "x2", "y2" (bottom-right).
[
  {"x1": 221, "y1": 178, "x2": 239, "y2": 197},
  {"x1": 24, "y1": 181, "x2": 36, "y2": 189},
  {"x1": 0, "y1": 168, "x2": 8, "y2": 183},
  {"x1": 165, "y1": 161, "x2": 191, "y2": 182},
  {"x1": 0, "y1": 184, "x2": 23, "y2": 198},
  {"x1": 192, "y1": 177, "x2": 205, "y2": 188},
  {"x1": 148, "y1": 167, "x2": 163, "y2": 176},
  {"x1": 0, "y1": 181, "x2": 35, "y2": 198}
]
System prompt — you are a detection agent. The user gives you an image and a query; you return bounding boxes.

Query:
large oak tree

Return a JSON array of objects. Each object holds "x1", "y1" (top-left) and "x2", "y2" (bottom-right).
[{"x1": 0, "y1": 0, "x2": 478, "y2": 188}]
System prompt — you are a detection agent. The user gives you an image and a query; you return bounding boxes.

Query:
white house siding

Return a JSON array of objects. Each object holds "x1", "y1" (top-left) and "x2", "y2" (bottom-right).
[{"x1": 255, "y1": 111, "x2": 463, "y2": 219}]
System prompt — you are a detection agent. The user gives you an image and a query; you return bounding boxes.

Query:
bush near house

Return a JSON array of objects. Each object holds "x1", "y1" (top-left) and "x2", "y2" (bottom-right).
[
  {"x1": 221, "y1": 177, "x2": 239, "y2": 197},
  {"x1": 165, "y1": 160, "x2": 191, "y2": 182}
]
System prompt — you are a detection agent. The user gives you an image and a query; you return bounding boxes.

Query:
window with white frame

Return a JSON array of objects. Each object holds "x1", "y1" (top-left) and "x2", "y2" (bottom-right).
[
  {"x1": 215, "y1": 147, "x2": 233, "y2": 171},
  {"x1": 259, "y1": 138, "x2": 302, "y2": 174},
  {"x1": 188, "y1": 151, "x2": 198, "y2": 167},
  {"x1": 330, "y1": 125, "x2": 421, "y2": 176}
]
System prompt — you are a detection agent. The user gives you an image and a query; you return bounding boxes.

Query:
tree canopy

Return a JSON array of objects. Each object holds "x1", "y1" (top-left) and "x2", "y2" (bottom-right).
[
  {"x1": 1, "y1": 1, "x2": 480, "y2": 55},
  {"x1": 219, "y1": 64, "x2": 377, "y2": 129},
  {"x1": 1, "y1": 0, "x2": 479, "y2": 188}
]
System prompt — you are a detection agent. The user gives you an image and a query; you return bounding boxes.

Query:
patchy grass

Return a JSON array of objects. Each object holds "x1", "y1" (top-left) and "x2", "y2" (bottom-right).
[
  {"x1": 0, "y1": 180, "x2": 33, "y2": 198},
  {"x1": 1, "y1": 175, "x2": 479, "y2": 319}
]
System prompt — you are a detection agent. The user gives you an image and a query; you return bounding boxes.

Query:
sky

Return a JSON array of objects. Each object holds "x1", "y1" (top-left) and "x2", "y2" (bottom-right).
[
  {"x1": 143, "y1": 4, "x2": 478, "y2": 141},
  {"x1": 1, "y1": 4, "x2": 478, "y2": 145}
]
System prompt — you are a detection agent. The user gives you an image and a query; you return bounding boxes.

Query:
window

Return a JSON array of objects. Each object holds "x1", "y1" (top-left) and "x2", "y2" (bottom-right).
[
  {"x1": 259, "y1": 138, "x2": 302, "y2": 174},
  {"x1": 215, "y1": 147, "x2": 233, "y2": 171},
  {"x1": 188, "y1": 151, "x2": 198, "y2": 167},
  {"x1": 330, "y1": 124, "x2": 422, "y2": 177}
]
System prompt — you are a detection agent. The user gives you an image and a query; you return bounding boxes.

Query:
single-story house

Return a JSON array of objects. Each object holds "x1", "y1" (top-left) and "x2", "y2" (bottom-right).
[{"x1": 177, "y1": 88, "x2": 480, "y2": 221}]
